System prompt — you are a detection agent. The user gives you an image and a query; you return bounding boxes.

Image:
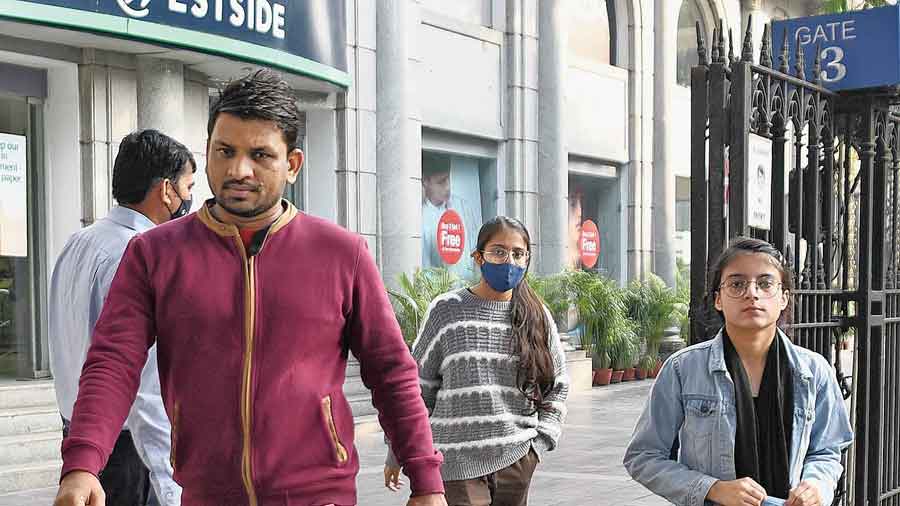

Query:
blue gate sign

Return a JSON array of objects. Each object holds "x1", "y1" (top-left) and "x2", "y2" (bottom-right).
[{"x1": 772, "y1": 5, "x2": 900, "y2": 91}]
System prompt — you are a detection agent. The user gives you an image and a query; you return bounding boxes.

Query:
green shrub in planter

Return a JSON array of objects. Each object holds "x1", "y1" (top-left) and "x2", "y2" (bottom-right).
[
  {"x1": 624, "y1": 274, "x2": 684, "y2": 360},
  {"x1": 568, "y1": 271, "x2": 636, "y2": 370},
  {"x1": 387, "y1": 267, "x2": 464, "y2": 346}
]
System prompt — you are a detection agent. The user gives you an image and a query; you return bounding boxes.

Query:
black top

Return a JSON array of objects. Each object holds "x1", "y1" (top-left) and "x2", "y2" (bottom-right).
[{"x1": 724, "y1": 332, "x2": 793, "y2": 498}]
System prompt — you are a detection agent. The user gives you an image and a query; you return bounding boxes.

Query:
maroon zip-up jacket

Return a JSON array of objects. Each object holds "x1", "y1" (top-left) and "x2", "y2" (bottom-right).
[{"x1": 61, "y1": 201, "x2": 444, "y2": 506}]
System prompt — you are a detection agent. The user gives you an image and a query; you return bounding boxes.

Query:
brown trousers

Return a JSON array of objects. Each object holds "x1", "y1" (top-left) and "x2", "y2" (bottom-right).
[{"x1": 443, "y1": 449, "x2": 539, "y2": 506}]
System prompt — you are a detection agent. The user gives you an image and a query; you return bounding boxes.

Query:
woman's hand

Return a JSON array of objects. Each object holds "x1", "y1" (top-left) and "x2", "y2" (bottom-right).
[
  {"x1": 707, "y1": 478, "x2": 767, "y2": 506},
  {"x1": 384, "y1": 464, "x2": 404, "y2": 492},
  {"x1": 786, "y1": 481, "x2": 821, "y2": 506}
]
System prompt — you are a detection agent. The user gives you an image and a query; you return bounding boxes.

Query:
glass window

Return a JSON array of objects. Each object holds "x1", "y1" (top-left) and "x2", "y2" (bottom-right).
[
  {"x1": 282, "y1": 111, "x2": 307, "y2": 209},
  {"x1": 421, "y1": 0, "x2": 492, "y2": 27},
  {"x1": 568, "y1": 173, "x2": 622, "y2": 281},
  {"x1": 677, "y1": 0, "x2": 708, "y2": 87},
  {"x1": 422, "y1": 152, "x2": 496, "y2": 282},
  {"x1": 568, "y1": 0, "x2": 615, "y2": 67},
  {"x1": 0, "y1": 94, "x2": 47, "y2": 378},
  {"x1": 676, "y1": 176, "x2": 691, "y2": 232}
]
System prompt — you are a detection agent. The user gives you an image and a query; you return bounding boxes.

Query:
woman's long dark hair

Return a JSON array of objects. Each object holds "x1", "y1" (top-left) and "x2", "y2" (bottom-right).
[
  {"x1": 704, "y1": 237, "x2": 795, "y2": 332},
  {"x1": 475, "y1": 217, "x2": 555, "y2": 410}
]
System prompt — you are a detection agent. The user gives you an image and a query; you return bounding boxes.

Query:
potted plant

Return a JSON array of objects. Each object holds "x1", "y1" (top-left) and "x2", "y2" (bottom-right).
[
  {"x1": 529, "y1": 271, "x2": 576, "y2": 335},
  {"x1": 613, "y1": 332, "x2": 639, "y2": 382},
  {"x1": 387, "y1": 267, "x2": 463, "y2": 346},
  {"x1": 638, "y1": 354, "x2": 655, "y2": 380},
  {"x1": 625, "y1": 274, "x2": 683, "y2": 366},
  {"x1": 592, "y1": 350, "x2": 612, "y2": 386},
  {"x1": 569, "y1": 271, "x2": 635, "y2": 387}
]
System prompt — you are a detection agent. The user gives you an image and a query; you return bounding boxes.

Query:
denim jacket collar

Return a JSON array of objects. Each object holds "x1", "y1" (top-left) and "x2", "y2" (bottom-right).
[{"x1": 707, "y1": 328, "x2": 814, "y2": 382}]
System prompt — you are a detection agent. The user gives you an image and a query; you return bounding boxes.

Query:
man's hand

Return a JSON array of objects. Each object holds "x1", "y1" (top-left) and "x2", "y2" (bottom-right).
[
  {"x1": 786, "y1": 481, "x2": 821, "y2": 506},
  {"x1": 54, "y1": 471, "x2": 105, "y2": 506},
  {"x1": 384, "y1": 465, "x2": 404, "y2": 492},
  {"x1": 707, "y1": 478, "x2": 767, "y2": 506},
  {"x1": 407, "y1": 494, "x2": 448, "y2": 506}
]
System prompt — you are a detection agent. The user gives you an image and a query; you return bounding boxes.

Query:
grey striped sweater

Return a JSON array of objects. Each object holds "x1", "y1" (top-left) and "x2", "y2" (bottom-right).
[{"x1": 389, "y1": 287, "x2": 569, "y2": 481}]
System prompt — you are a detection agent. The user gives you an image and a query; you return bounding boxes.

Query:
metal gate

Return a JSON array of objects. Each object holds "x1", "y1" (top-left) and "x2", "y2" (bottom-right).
[{"x1": 689, "y1": 19, "x2": 900, "y2": 506}]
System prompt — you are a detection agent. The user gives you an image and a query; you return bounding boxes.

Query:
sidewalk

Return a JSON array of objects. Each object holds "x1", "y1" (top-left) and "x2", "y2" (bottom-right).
[{"x1": 0, "y1": 381, "x2": 665, "y2": 506}]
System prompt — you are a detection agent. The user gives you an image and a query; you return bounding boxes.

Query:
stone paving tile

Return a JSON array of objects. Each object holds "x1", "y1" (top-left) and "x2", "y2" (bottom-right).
[{"x1": 0, "y1": 381, "x2": 668, "y2": 506}]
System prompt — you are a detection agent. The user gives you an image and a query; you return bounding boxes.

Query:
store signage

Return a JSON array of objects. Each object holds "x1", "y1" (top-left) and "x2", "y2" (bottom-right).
[
  {"x1": 579, "y1": 220, "x2": 600, "y2": 269},
  {"x1": 747, "y1": 135, "x2": 773, "y2": 231},
  {"x1": 437, "y1": 209, "x2": 465, "y2": 265},
  {"x1": 0, "y1": 133, "x2": 28, "y2": 258},
  {"x1": 773, "y1": 5, "x2": 900, "y2": 90},
  {"x1": 6, "y1": 0, "x2": 349, "y2": 84}
]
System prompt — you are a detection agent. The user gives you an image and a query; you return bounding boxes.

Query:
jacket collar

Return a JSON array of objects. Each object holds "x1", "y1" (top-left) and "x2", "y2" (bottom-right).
[
  {"x1": 707, "y1": 328, "x2": 814, "y2": 381},
  {"x1": 197, "y1": 198, "x2": 298, "y2": 238},
  {"x1": 107, "y1": 206, "x2": 156, "y2": 233}
]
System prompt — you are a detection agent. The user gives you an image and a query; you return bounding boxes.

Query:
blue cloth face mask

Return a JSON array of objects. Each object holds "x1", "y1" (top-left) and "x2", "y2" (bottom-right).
[{"x1": 480, "y1": 261, "x2": 526, "y2": 292}]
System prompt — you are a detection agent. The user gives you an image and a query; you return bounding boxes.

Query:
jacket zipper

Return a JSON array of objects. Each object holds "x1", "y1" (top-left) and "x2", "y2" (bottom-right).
[
  {"x1": 322, "y1": 395, "x2": 349, "y2": 464},
  {"x1": 237, "y1": 240, "x2": 259, "y2": 506},
  {"x1": 169, "y1": 402, "x2": 179, "y2": 470}
]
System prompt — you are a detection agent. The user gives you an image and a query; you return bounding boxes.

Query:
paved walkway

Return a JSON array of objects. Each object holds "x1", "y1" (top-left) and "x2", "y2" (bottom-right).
[{"x1": 0, "y1": 381, "x2": 666, "y2": 506}]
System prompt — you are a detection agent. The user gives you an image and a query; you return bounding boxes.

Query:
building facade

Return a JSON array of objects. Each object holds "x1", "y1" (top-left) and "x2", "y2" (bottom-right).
[{"x1": 0, "y1": 0, "x2": 822, "y2": 382}]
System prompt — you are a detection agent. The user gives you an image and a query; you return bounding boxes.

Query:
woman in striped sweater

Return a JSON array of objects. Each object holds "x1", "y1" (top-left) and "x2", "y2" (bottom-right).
[{"x1": 385, "y1": 216, "x2": 569, "y2": 506}]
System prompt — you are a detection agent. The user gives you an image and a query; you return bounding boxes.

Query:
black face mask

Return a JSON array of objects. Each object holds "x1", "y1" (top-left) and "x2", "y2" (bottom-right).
[{"x1": 166, "y1": 180, "x2": 192, "y2": 220}]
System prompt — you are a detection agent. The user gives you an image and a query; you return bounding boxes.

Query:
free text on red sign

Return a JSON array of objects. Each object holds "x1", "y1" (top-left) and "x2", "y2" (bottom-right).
[{"x1": 437, "y1": 209, "x2": 465, "y2": 265}]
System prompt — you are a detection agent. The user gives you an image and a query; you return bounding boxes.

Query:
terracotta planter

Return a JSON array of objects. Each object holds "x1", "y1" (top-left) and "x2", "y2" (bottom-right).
[
  {"x1": 593, "y1": 368, "x2": 612, "y2": 386},
  {"x1": 635, "y1": 367, "x2": 647, "y2": 380},
  {"x1": 611, "y1": 370, "x2": 624, "y2": 383},
  {"x1": 623, "y1": 368, "x2": 636, "y2": 382},
  {"x1": 650, "y1": 361, "x2": 662, "y2": 378}
]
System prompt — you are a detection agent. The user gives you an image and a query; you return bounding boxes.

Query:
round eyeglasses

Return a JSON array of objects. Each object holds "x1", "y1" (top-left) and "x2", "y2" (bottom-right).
[
  {"x1": 481, "y1": 247, "x2": 531, "y2": 266},
  {"x1": 719, "y1": 278, "x2": 783, "y2": 299}
]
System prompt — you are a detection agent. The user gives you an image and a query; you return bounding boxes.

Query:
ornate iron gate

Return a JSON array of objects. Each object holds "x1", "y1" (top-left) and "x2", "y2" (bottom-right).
[{"x1": 689, "y1": 18, "x2": 900, "y2": 506}]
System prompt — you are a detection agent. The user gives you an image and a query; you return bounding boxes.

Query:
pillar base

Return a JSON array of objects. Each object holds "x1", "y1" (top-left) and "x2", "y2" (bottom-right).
[{"x1": 658, "y1": 325, "x2": 686, "y2": 362}]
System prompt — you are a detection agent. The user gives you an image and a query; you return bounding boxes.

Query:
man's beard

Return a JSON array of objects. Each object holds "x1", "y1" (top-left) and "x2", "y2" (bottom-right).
[{"x1": 214, "y1": 193, "x2": 281, "y2": 218}]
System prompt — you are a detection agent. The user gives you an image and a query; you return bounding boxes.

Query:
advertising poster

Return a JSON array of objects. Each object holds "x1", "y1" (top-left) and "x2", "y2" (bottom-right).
[
  {"x1": 422, "y1": 154, "x2": 483, "y2": 280},
  {"x1": 0, "y1": 133, "x2": 27, "y2": 258},
  {"x1": 748, "y1": 134, "x2": 773, "y2": 231}
]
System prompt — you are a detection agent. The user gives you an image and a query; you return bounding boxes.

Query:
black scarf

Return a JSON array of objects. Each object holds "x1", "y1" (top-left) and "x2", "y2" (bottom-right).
[{"x1": 723, "y1": 331, "x2": 793, "y2": 498}]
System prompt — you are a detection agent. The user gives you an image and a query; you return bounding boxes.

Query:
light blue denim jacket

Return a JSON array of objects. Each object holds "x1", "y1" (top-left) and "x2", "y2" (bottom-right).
[{"x1": 623, "y1": 330, "x2": 853, "y2": 506}]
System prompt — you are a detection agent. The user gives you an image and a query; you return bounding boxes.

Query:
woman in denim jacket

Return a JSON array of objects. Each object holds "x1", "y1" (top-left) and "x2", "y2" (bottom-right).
[{"x1": 624, "y1": 238, "x2": 853, "y2": 506}]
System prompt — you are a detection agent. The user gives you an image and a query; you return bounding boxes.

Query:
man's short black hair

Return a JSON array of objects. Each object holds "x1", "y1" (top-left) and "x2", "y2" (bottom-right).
[
  {"x1": 112, "y1": 129, "x2": 196, "y2": 205},
  {"x1": 208, "y1": 69, "x2": 301, "y2": 153}
]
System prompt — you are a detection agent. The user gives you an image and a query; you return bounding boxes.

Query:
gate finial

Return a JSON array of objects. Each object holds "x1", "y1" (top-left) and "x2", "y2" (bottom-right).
[
  {"x1": 711, "y1": 26, "x2": 720, "y2": 63},
  {"x1": 742, "y1": 14, "x2": 754, "y2": 62},
  {"x1": 795, "y1": 34, "x2": 806, "y2": 80},
  {"x1": 813, "y1": 42, "x2": 823, "y2": 85},
  {"x1": 779, "y1": 27, "x2": 790, "y2": 74},
  {"x1": 729, "y1": 28, "x2": 736, "y2": 63},
  {"x1": 696, "y1": 21, "x2": 709, "y2": 66},
  {"x1": 760, "y1": 24, "x2": 772, "y2": 68},
  {"x1": 717, "y1": 19, "x2": 726, "y2": 64}
]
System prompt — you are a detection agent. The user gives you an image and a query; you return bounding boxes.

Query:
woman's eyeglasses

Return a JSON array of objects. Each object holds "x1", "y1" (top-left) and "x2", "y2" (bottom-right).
[
  {"x1": 481, "y1": 247, "x2": 531, "y2": 266},
  {"x1": 719, "y1": 278, "x2": 783, "y2": 299}
]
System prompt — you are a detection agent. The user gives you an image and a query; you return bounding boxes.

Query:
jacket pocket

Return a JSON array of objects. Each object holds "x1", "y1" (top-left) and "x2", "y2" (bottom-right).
[
  {"x1": 321, "y1": 395, "x2": 349, "y2": 466},
  {"x1": 682, "y1": 396, "x2": 719, "y2": 473},
  {"x1": 169, "y1": 402, "x2": 180, "y2": 471}
]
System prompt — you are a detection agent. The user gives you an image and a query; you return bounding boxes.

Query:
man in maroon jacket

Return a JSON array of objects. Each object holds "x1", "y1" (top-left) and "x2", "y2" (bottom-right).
[{"x1": 54, "y1": 70, "x2": 446, "y2": 506}]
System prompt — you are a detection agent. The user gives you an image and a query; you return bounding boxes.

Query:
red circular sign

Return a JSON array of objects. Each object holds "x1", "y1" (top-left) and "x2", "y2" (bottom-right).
[
  {"x1": 579, "y1": 220, "x2": 600, "y2": 268},
  {"x1": 436, "y1": 209, "x2": 465, "y2": 265}
]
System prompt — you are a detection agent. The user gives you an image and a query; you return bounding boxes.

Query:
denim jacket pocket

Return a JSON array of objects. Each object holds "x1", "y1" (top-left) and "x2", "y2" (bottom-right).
[{"x1": 682, "y1": 395, "x2": 720, "y2": 474}]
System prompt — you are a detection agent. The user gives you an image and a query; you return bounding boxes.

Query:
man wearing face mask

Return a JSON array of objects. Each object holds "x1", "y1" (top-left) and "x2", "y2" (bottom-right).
[{"x1": 48, "y1": 129, "x2": 195, "y2": 506}]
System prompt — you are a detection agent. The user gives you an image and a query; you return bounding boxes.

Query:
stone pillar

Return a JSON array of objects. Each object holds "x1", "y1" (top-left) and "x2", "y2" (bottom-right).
[
  {"x1": 376, "y1": 0, "x2": 420, "y2": 289},
  {"x1": 652, "y1": 1, "x2": 676, "y2": 287},
  {"x1": 537, "y1": 0, "x2": 568, "y2": 276},
  {"x1": 136, "y1": 56, "x2": 184, "y2": 141}
]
